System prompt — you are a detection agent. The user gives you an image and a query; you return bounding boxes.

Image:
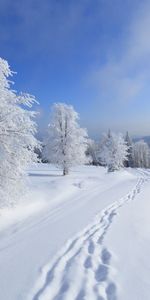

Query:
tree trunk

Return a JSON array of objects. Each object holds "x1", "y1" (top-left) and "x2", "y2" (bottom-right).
[{"x1": 63, "y1": 166, "x2": 69, "y2": 176}]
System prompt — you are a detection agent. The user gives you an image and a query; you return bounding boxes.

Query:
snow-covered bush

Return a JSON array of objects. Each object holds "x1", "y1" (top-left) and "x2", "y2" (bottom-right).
[
  {"x1": 99, "y1": 131, "x2": 128, "y2": 172},
  {"x1": 44, "y1": 103, "x2": 88, "y2": 175},
  {"x1": 132, "y1": 140, "x2": 150, "y2": 168},
  {"x1": 0, "y1": 58, "x2": 39, "y2": 207}
]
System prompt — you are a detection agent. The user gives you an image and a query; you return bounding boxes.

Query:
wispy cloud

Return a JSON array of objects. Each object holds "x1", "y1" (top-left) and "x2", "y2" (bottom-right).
[{"x1": 88, "y1": 0, "x2": 150, "y2": 103}]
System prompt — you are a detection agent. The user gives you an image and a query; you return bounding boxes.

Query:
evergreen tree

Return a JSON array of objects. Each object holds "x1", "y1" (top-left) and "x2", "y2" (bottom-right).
[{"x1": 124, "y1": 131, "x2": 133, "y2": 167}]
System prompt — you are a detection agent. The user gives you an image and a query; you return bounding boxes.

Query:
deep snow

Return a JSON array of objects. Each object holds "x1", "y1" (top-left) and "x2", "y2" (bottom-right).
[{"x1": 0, "y1": 164, "x2": 149, "y2": 300}]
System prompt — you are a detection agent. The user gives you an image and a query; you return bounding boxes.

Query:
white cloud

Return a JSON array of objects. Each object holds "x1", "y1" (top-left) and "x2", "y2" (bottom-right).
[{"x1": 88, "y1": 1, "x2": 150, "y2": 103}]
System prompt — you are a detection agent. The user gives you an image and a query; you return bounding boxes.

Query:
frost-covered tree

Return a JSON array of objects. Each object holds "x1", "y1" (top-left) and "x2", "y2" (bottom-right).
[
  {"x1": 86, "y1": 139, "x2": 99, "y2": 165},
  {"x1": 0, "y1": 58, "x2": 39, "y2": 207},
  {"x1": 124, "y1": 131, "x2": 133, "y2": 167},
  {"x1": 96, "y1": 130, "x2": 111, "y2": 166},
  {"x1": 99, "y1": 131, "x2": 129, "y2": 172},
  {"x1": 132, "y1": 140, "x2": 150, "y2": 168},
  {"x1": 44, "y1": 103, "x2": 88, "y2": 175}
]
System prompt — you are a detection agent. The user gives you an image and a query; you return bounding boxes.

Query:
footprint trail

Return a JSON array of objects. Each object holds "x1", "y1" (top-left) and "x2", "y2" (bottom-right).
[{"x1": 30, "y1": 171, "x2": 148, "y2": 300}]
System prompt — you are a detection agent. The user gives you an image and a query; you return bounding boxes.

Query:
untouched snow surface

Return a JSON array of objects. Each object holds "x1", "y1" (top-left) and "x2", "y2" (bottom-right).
[{"x1": 0, "y1": 164, "x2": 149, "y2": 300}]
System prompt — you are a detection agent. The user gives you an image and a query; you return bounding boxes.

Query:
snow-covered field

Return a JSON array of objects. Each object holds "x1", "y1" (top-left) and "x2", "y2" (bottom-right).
[{"x1": 0, "y1": 164, "x2": 150, "y2": 300}]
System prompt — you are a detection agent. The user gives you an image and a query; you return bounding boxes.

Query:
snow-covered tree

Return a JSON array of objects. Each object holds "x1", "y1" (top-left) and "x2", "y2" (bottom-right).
[
  {"x1": 124, "y1": 131, "x2": 133, "y2": 167},
  {"x1": 96, "y1": 130, "x2": 111, "y2": 166},
  {"x1": 132, "y1": 140, "x2": 150, "y2": 168},
  {"x1": 44, "y1": 103, "x2": 88, "y2": 175},
  {"x1": 0, "y1": 58, "x2": 39, "y2": 207},
  {"x1": 86, "y1": 139, "x2": 99, "y2": 165},
  {"x1": 99, "y1": 131, "x2": 129, "y2": 172}
]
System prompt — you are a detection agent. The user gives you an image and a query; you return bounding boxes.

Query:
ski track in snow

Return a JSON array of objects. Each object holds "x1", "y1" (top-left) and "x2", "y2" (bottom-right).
[{"x1": 29, "y1": 170, "x2": 149, "y2": 300}]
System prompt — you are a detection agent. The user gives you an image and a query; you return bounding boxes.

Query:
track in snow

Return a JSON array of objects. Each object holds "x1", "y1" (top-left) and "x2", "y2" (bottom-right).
[{"x1": 30, "y1": 171, "x2": 148, "y2": 300}]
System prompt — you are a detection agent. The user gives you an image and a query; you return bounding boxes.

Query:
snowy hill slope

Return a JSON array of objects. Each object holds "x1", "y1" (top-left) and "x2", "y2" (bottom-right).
[{"x1": 0, "y1": 164, "x2": 149, "y2": 300}]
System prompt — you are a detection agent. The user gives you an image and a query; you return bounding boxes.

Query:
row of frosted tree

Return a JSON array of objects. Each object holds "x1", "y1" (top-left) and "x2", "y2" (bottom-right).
[
  {"x1": 87, "y1": 131, "x2": 150, "y2": 170},
  {"x1": 1, "y1": 57, "x2": 150, "y2": 207},
  {"x1": 43, "y1": 105, "x2": 150, "y2": 173}
]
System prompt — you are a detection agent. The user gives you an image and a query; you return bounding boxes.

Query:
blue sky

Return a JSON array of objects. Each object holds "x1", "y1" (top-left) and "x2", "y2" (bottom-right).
[{"x1": 1, "y1": 0, "x2": 150, "y2": 138}]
